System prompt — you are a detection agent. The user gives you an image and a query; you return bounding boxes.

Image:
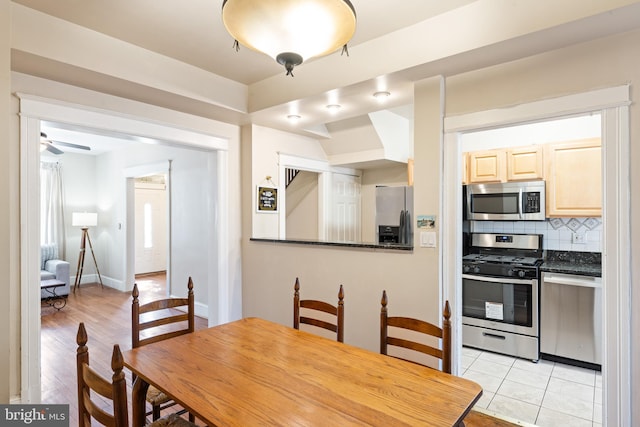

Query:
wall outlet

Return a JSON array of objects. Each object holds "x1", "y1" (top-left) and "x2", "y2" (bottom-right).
[{"x1": 572, "y1": 232, "x2": 586, "y2": 244}]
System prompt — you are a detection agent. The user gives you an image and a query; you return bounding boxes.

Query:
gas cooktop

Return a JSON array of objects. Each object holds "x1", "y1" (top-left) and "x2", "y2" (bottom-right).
[{"x1": 462, "y1": 253, "x2": 542, "y2": 266}]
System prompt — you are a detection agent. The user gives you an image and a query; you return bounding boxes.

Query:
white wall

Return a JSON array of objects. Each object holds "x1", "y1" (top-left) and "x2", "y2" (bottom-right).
[{"x1": 93, "y1": 143, "x2": 214, "y2": 305}]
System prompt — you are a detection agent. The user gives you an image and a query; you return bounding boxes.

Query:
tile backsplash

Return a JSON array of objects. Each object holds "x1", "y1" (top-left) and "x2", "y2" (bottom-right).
[{"x1": 470, "y1": 217, "x2": 602, "y2": 253}]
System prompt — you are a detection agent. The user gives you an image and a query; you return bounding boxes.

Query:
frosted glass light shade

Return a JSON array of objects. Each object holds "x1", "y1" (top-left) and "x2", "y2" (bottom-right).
[
  {"x1": 72, "y1": 212, "x2": 97, "y2": 227},
  {"x1": 222, "y1": 0, "x2": 356, "y2": 74}
]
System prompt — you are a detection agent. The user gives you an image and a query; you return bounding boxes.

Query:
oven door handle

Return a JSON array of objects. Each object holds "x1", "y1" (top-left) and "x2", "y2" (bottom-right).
[{"x1": 462, "y1": 274, "x2": 536, "y2": 286}]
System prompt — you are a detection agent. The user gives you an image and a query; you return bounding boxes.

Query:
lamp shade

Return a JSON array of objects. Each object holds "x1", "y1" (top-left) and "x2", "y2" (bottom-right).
[
  {"x1": 222, "y1": 0, "x2": 356, "y2": 75},
  {"x1": 72, "y1": 212, "x2": 98, "y2": 227}
]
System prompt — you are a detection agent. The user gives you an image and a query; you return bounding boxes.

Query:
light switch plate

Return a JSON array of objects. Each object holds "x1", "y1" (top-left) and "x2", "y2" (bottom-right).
[{"x1": 420, "y1": 231, "x2": 437, "y2": 248}]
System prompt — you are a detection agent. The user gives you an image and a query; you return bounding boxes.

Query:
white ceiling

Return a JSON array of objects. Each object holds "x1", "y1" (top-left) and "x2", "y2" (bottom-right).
[{"x1": 15, "y1": 1, "x2": 640, "y2": 156}]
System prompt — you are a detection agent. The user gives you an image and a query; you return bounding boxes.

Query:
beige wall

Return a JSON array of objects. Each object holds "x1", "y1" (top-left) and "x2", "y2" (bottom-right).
[{"x1": 1, "y1": 0, "x2": 11, "y2": 403}]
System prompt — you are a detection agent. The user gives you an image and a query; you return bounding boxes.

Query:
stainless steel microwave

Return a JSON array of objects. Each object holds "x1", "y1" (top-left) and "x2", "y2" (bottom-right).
[{"x1": 465, "y1": 181, "x2": 545, "y2": 221}]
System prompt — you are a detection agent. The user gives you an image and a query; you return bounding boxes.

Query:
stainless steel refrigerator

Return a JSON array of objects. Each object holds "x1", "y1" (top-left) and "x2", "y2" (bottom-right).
[{"x1": 375, "y1": 186, "x2": 414, "y2": 245}]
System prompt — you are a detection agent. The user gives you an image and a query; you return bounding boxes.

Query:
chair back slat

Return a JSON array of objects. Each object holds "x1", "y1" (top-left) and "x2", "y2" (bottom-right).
[
  {"x1": 387, "y1": 316, "x2": 444, "y2": 338},
  {"x1": 139, "y1": 298, "x2": 190, "y2": 313},
  {"x1": 300, "y1": 316, "x2": 338, "y2": 333},
  {"x1": 139, "y1": 313, "x2": 190, "y2": 331},
  {"x1": 293, "y1": 277, "x2": 345, "y2": 342},
  {"x1": 300, "y1": 299, "x2": 338, "y2": 315},
  {"x1": 380, "y1": 290, "x2": 452, "y2": 374},
  {"x1": 137, "y1": 328, "x2": 193, "y2": 347}
]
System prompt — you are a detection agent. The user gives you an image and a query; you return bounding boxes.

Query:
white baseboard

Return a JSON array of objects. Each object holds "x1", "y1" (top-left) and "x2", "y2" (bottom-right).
[{"x1": 71, "y1": 274, "x2": 125, "y2": 291}]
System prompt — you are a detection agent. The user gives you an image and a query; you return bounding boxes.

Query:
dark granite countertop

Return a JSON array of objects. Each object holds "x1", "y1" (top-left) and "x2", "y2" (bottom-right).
[
  {"x1": 249, "y1": 237, "x2": 413, "y2": 251},
  {"x1": 540, "y1": 250, "x2": 602, "y2": 277}
]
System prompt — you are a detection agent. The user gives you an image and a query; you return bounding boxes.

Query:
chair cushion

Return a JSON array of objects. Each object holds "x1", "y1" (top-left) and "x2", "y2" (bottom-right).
[
  {"x1": 146, "y1": 385, "x2": 172, "y2": 405},
  {"x1": 147, "y1": 413, "x2": 198, "y2": 427},
  {"x1": 40, "y1": 271, "x2": 56, "y2": 281}
]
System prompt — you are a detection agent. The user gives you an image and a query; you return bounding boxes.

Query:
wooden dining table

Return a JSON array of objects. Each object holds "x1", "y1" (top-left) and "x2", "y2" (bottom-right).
[{"x1": 122, "y1": 317, "x2": 482, "y2": 426}]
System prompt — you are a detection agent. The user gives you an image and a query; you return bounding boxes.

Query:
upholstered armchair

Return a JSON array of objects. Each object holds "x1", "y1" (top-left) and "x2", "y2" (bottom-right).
[{"x1": 40, "y1": 244, "x2": 71, "y2": 297}]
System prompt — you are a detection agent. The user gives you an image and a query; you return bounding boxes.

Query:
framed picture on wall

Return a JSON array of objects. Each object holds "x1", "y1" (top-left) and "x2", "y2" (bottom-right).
[{"x1": 257, "y1": 186, "x2": 278, "y2": 212}]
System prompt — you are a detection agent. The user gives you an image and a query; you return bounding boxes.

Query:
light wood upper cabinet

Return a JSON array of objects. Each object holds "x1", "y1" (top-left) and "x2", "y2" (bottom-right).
[
  {"x1": 545, "y1": 138, "x2": 602, "y2": 217},
  {"x1": 507, "y1": 145, "x2": 544, "y2": 181},
  {"x1": 468, "y1": 150, "x2": 506, "y2": 183},
  {"x1": 467, "y1": 145, "x2": 542, "y2": 183}
]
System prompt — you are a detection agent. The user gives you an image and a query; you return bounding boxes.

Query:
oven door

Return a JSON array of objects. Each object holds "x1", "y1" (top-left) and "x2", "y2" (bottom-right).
[{"x1": 462, "y1": 274, "x2": 539, "y2": 337}]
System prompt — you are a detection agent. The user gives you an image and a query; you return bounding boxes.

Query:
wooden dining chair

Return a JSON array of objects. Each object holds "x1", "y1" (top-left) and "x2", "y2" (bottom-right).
[
  {"x1": 380, "y1": 290, "x2": 452, "y2": 373},
  {"x1": 293, "y1": 277, "x2": 345, "y2": 342},
  {"x1": 76, "y1": 322, "x2": 196, "y2": 427},
  {"x1": 131, "y1": 277, "x2": 195, "y2": 422}
]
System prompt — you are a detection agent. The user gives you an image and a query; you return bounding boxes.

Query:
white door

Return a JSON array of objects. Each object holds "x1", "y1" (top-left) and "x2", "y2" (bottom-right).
[
  {"x1": 135, "y1": 183, "x2": 167, "y2": 274},
  {"x1": 331, "y1": 173, "x2": 361, "y2": 242}
]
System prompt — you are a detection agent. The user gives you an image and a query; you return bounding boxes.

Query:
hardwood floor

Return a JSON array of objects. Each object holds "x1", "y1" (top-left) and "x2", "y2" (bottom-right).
[{"x1": 40, "y1": 273, "x2": 207, "y2": 426}]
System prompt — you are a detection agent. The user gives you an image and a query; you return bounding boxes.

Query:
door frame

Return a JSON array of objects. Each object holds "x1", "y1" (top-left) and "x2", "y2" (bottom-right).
[
  {"x1": 442, "y1": 84, "x2": 631, "y2": 426},
  {"x1": 18, "y1": 93, "x2": 240, "y2": 403}
]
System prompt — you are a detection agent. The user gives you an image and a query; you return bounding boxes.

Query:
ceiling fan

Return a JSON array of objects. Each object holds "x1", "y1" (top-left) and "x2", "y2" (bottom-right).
[{"x1": 40, "y1": 132, "x2": 91, "y2": 155}]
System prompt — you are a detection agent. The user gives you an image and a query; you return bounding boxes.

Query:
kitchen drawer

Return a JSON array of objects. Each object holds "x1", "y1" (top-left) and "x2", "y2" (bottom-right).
[{"x1": 463, "y1": 324, "x2": 539, "y2": 362}]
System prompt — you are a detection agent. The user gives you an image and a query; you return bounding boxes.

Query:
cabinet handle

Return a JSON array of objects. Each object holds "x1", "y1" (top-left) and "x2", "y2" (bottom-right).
[{"x1": 483, "y1": 332, "x2": 506, "y2": 340}]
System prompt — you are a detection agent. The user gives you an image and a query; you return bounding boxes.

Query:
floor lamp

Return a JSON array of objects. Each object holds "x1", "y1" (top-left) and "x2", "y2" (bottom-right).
[{"x1": 73, "y1": 212, "x2": 104, "y2": 292}]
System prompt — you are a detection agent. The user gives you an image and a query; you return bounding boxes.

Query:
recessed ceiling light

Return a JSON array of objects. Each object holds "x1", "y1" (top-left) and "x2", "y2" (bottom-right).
[
  {"x1": 326, "y1": 104, "x2": 341, "y2": 112},
  {"x1": 287, "y1": 114, "x2": 302, "y2": 122},
  {"x1": 373, "y1": 91, "x2": 391, "y2": 99}
]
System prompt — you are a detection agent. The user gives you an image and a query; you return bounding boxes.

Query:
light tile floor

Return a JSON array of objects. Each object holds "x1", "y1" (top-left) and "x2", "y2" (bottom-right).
[{"x1": 462, "y1": 347, "x2": 602, "y2": 427}]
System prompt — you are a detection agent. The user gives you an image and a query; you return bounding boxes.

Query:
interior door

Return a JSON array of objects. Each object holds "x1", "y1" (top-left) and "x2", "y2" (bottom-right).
[
  {"x1": 331, "y1": 173, "x2": 361, "y2": 243},
  {"x1": 134, "y1": 182, "x2": 167, "y2": 274}
]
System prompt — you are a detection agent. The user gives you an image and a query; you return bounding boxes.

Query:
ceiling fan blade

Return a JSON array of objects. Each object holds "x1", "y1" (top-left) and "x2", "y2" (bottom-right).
[
  {"x1": 43, "y1": 142, "x2": 64, "y2": 155},
  {"x1": 51, "y1": 140, "x2": 91, "y2": 151}
]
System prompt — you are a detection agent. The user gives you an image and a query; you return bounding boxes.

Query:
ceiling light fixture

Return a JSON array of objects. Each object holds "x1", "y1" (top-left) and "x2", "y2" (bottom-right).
[
  {"x1": 222, "y1": 0, "x2": 357, "y2": 77},
  {"x1": 326, "y1": 104, "x2": 342, "y2": 112},
  {"x1": 287, "y1": 114, "x2": 302, "y2": 122},
  {"x1": 373, "y1": 91, "x2": 391, "y2": 99}
]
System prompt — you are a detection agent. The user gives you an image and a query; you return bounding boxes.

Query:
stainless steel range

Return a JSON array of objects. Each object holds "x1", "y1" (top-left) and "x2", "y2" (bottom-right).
[{"x1": 462, "y1": 233, "x2": 543, "y2": 362}]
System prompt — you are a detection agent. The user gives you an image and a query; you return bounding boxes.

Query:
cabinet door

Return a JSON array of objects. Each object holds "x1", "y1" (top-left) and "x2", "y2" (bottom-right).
[
  {"x1": 507, "y1": 145, "x2": 543, "y2": 181},
  {"x1": 545, "y1": 138, "x2": 602, "y2": 217},
  {"x1": 468, "y1": 150, "x2": 506, "y2": 183}
]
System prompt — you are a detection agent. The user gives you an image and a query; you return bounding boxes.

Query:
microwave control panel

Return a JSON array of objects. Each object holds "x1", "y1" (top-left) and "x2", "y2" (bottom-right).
[{"x1": 523, "y1": 192, "x2": 541, "y2": 213}]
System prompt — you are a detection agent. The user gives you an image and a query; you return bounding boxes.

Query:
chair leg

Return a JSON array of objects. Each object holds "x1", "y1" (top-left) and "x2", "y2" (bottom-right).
[
  {"x1": 152, "y1": 404, "x2": 161, "y2": 421},
  {"x1": 188, "y1": 413, "x2": 195, "y2": 422}
]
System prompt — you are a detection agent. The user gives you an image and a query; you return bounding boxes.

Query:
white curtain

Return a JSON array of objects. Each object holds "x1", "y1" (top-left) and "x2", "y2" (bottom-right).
[{"x1": 40, "y1": 162, "x2": 66, "y2": 258}]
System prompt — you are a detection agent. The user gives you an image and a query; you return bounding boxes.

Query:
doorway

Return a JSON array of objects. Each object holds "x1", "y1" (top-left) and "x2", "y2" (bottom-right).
[
  {"x1": 442, "y1": 85, "x2": 631, "y2": 426},
  {"x1": 134, "y1": 175, "x2": 168, "y2": 295},
  {"x1": 19, "y1": 94, "x2": 241, "y2": 404},
  {"x1": 459, "y1": 114, "x2": 602, "y2": 425}
]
